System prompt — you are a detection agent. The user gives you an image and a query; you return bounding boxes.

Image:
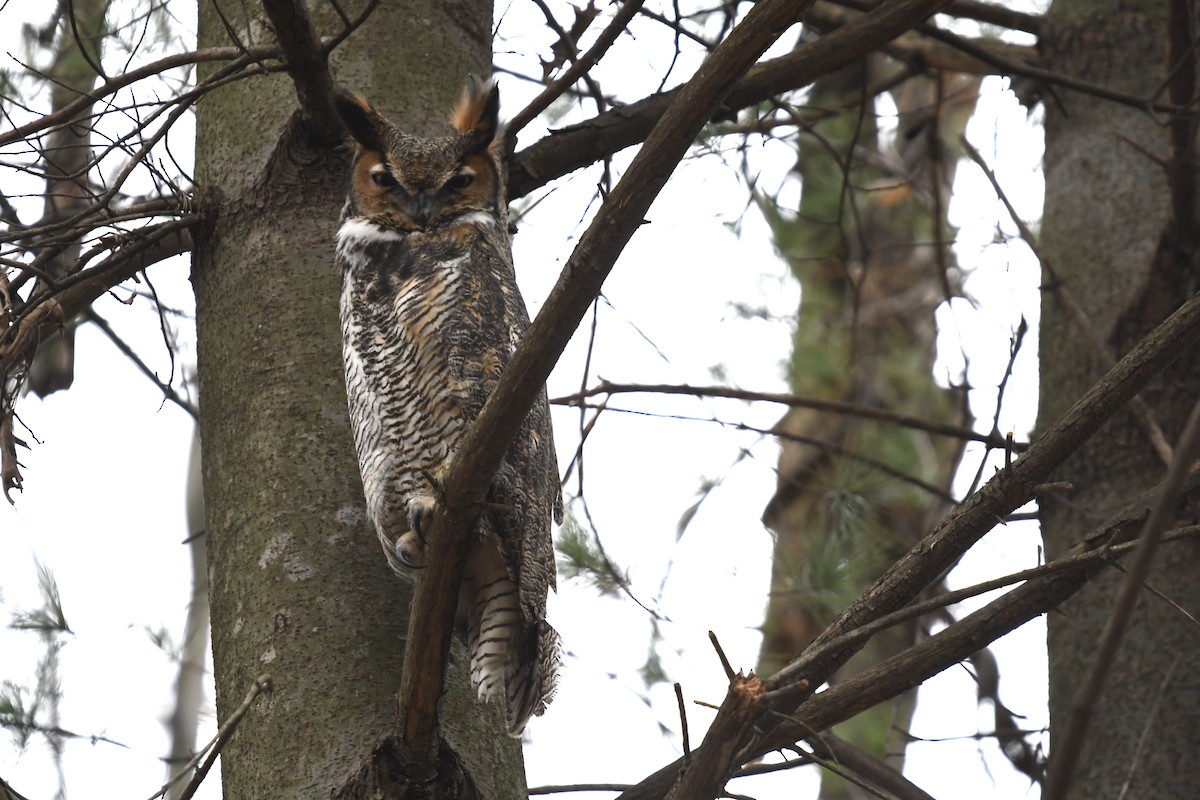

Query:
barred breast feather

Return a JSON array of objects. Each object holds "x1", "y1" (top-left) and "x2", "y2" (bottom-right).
[{"x1": 336, "y1": 206, "x2": 560, "y2": 735}]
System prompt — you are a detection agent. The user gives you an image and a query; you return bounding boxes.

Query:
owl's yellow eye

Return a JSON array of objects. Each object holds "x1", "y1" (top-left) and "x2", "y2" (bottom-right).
[
  {"x1": 371, "y1": 169, "x2": 398, "y2": 189},
  {"x1": 445, "y1": 172, "x2": 474, "y2": 191}
]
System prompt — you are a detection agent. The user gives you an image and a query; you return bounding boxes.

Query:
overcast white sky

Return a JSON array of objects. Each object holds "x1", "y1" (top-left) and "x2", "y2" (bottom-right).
[{"x1": 1, "y1": 3, "x2": 1046, "y2": 799}]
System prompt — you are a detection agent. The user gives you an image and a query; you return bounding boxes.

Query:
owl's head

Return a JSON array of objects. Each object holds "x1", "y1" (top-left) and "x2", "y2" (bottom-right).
[{"x1": 333, "y1": 78, "x2": 504, "y2": 231}]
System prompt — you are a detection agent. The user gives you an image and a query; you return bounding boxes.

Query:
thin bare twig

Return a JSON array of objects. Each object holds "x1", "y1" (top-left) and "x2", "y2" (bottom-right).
[
  {"x1": 1115, "y1": 655, "x2": 1180, "y2": 800},
  {"x1": 709, "y1": 631, "x2": 737, "y2": 683},
  {"x1": 960, "y1": 136, "x2": 1175, "y2": 467},
  {"x1": 0, "y1": 46, "x2": 284, "y2": 148},
  {"x1": 150, "y1": 674, "x2": 272, "y2": 800},
  {"x1": 674, "y1": 683, "x2": 691, "y2": 757},
  {"x1": 507, "y1": 0, "x2": 646, "y2": 143},
  {"x1": 83, "y1": 308, "x2": 198, "y2": 419},
  {"x1": 554, "y1": 380, "x2": 1014, "y2": 449}
]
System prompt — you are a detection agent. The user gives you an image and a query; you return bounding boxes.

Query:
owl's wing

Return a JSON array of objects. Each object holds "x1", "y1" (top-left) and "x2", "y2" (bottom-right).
[{"x1": 455, "y1": 230, "x2": 560, "y2": 620}]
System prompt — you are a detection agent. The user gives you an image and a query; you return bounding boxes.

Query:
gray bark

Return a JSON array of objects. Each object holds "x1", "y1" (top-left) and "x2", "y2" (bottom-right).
[
  {"x1": 1040, "y1": 1, "x2": 1200, "y2": 796},
  {"x1": 192, "y1": 2, "x2": 524, "y2": 797}
]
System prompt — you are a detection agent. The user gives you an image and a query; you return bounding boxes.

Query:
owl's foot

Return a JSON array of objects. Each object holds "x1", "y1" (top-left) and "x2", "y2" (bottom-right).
[
  {"x1": 398, "y1": 497, "x2": 434, "y2": 569},
  {"x1": 395, "y1": 530, "x2": 425, "y2": 569}
]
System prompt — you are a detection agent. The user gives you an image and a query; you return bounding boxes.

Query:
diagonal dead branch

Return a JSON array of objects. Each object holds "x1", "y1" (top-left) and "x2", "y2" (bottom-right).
[
  {"x1": 397, "y1": 0, "x2": 826, "y2": 771},
  {"x1": 616, "y1": 289, "x2": 1200, "y2": 800},
  {"x1": 740, "y1": 465, "x2": 1200, "y2": 769},
  {"x1": 775, "y1": 292, "x2": 1200, "y2": 699},
  {"x1": 168, "y1": 674, "x2": 272, "y2": 800}
]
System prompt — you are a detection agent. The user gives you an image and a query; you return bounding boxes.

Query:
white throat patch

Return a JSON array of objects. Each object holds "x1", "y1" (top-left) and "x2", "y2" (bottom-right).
[{"x1": 337, "y1": 218, "x2": 406, "y2": 247}]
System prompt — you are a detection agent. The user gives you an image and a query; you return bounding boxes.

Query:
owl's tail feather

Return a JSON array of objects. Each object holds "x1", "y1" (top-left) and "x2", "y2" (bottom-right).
[
  {"x1": 465, "y1": 566, "x2": 521, "y2": 705},
  {"x1": 463, "y1": 541, "x2": 558, "y2": 736},
  {"x1": 504, "y1": 619, "x2": 560, "y2": 737}
]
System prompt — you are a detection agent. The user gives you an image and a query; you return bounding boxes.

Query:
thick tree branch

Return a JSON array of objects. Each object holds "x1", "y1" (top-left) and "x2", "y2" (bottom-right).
[
  {"x1": 761, "y1": 520, "x2": 1200, "y2": 706},
  {"x1": 398, "y1": 0, "x2": 826, "y2": 769},
  {"x1": 760, "y1": 471, "x2": 1200, "y2": 756},
  {"x1": 912, "y1": 16, "x2": 1181, "y2": 115},
  {"x1": 510, "y1": 0, "x2": 959, "y2": 199},
  {"x1": 670, "y1": 668, "x2": 765, "y2": 800},
  {"x1": 261, "y1": 0, "x2": 342, "y2": 145},
  {"x1": 509, "y1": 0, "x2": 1182, "y2": 202},
  {"x1": 937, "y1": 0, "x2": 1041, "y2": 34},
  {"x1": 778, "y1": 292, "x2": 1200, "y2": 698},
  {"x1": 5, "y1": 218, "x2": 193, "y2": 365},
  {"x1": 616, "y1": 290, "x2": 1200, "y2": 800},
  {"x1": 806, "y1": 2, "x2": 1035, "y2": 75}
]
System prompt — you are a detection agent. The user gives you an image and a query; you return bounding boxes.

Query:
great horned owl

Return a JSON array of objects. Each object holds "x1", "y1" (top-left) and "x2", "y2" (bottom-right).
[{"x1": 332, "y1": 78, "x2": 562, "y2": 736}]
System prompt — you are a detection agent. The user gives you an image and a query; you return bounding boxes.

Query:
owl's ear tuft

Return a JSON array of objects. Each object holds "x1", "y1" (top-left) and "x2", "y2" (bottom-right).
[
  {"x1": 333, "y1": 88, "x2": 388, "y2": 153},
  {"x1": 453, "y1": 77, "x2": 500, "y2": 152}
]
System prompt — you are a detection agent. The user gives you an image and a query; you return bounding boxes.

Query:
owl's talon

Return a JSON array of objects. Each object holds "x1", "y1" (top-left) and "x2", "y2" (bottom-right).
[
  {"x1": 395, "y1": 531, "x2": 425, "y2": 569},
  {"x1": 397, "y1": 497, "x2": 434, "y2": 569},
  {"x1": 407, "y1": 497, "x2": 434, "y2": 542}
]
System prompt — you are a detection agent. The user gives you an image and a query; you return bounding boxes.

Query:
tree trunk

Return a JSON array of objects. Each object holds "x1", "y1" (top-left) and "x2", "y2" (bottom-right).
[
  {"x1": 165, "y1": 427, "x2": 209, "y2": 800},
  {"x1": 758, "y1": 56, "x2": 976, "y2": 795},
  {"x1": 1040, "y1": 2, "x2": 1200, "y2": 797},
  {"x1": 192, "y1": 2, "x2": 525, "y2": 797},
  {"x1": 27, "y1": 0, "x2": 111, "y2": 396}
]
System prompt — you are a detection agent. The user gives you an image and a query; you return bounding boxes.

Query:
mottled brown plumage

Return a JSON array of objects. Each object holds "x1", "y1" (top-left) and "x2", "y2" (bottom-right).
[{"x1": 333, "y1": 79, "x2": 561, "y2": 735}]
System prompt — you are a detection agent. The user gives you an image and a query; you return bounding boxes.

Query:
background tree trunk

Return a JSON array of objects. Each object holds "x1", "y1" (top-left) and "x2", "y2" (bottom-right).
[
  {"x1": 192, "y1": 2, "x2": 525, "y2": 796},
  {"x1": 1040, "y1": 1, "x2": 1200, "y2": 796},
  {"x1": 26, "y1": 0, "x2": 111, "y2": 396},
  {"x1": 758, "y1": 54, "x2": 976, "y2": 795},
  {"x1": 165, "y1": 427, "x2": 208, "y2": 800}
]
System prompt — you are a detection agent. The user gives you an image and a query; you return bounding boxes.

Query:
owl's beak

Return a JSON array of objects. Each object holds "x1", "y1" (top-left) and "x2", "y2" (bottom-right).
[{"x1": 412, "y1": 195, "x2": 434, "y2": 228}]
